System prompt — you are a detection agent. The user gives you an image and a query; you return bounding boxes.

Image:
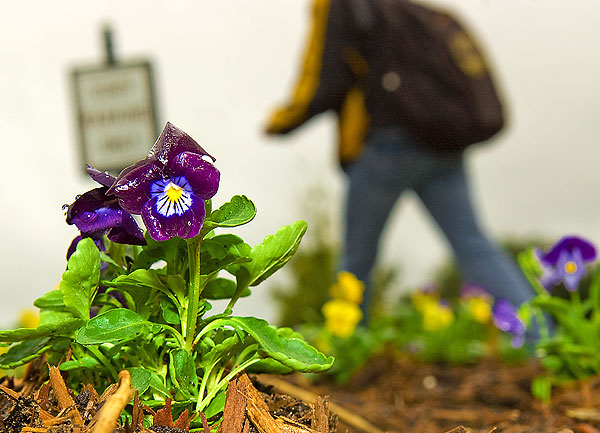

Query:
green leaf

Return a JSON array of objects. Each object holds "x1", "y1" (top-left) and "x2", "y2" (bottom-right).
[
  {"x1": 165, "y1": 275, "x2": 187, "y2": 301},
  {"x1": 34, "y1": 290, "x2": 66, "y2": 309},
  {"x1": 0, "y1": 338, "x2": 52, "y2": 369},
  {"x1": 532, "y1": 296, "x2": 572, "y2": 318},
  {"x1": 206, "y1": 195, "x2": 256, "y2": 228},
  {"x1": 60, "y1": 357, "x2": 100, "y2": 371},
  {"x1": 0, "y1": 317, "x2": 85, "y2": 342},
  {"x1": 109, "y1": 269, "x2": 167, "y2": 291},
  {"x1": 76, "y1": 309, "x2": 151, "y2": 345},
  {"x1": 203, "y1": 278, "x2": 250, "y2": 300},
  {"x1": 132, "y1": 235, "x2": 187, "y2": 272},
  {"x1": 540, "y1": 355, "x2": 563, "y2": 373},
  {"x1": 39, "y1": 310, "x2": 76, "y2": 327},
  {"x1": 246, "y1": 358, "x2": 294, "y2": 375},
  {"x1": 148, "y1": 372, "x2": 171, "y2": 398},
  {"x1": 241, "y1": 221, "x2": 307, "y2": 287},
  {"x1": 170, "y1": 349, "x2": 197, "y2": 391},
  {"x1": 60, "y1": 238, "x2": 101, "y2": 319},
  {"x1": 99, "y1": 252, "x2": 122, "y2": 269},
  {"x1": 161, "y1": 302, "x2": 180, "y2": 325},
  {"x1": 203, "y1": 389, "x2": 227, "y2": 419},
  {"x1": 128, "y1": 367, "x2": 153, "y2": 395},
  {"x1": 106, "y1": 269, "x2": 177, "y2": 316},
  {"x1": 200, "y1": 316, "x2": 333, "y2": 373},
  {"x1": 200, "y1": 235, "x2": 252, "y2": 276},
  {"x1": 531, "y1": 376, "x2": 553, "y2": 403}
]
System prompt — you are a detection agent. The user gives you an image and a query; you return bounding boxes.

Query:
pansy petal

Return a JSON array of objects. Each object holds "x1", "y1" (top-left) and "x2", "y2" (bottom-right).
[
  {"x1": 541, "y1": 235, "x2": 597, "y2": 265},
  {"x1": 557, "y1": 249, "x2": 586, "y2": 291},
  {"x1": 141, "y1": 194, "x2": 206, "y2": 241},
  {"x1": 66, "y1": 235, "x2": 105, "y2": 260},
  {"x1": 511, "y1": 334, "x2": 525, "y2": 348},
  {"x1": 86, "y1": 165, "x2": 116, "y2": 187},
  {"x1": 107, "y1": 214, "x2": 146, "y2": 245},
  {"x1": 108, "y1": 161, "x2": 163, "y2": 214},
  {"x1": 148, "y1": 122, "x2": 215, "y2": 166},
  {"x1": 70, "y1": 206, "x2": 123, "y2": 235},
  {"x1": 492, "y1": 299, "x2": 526, "y2": 338},
  {"x1": 563, "y1": 272, "x2": 582, "y2": 292},
  {"x1": 67, "y1": 188, "x2": 109, "y2": 222},
  {"x1": 66, "y1": 188, "x2": 124, "y2": 232},
  {"x1": 166, "y1": 151, "x2": 220, "y2": 200}
]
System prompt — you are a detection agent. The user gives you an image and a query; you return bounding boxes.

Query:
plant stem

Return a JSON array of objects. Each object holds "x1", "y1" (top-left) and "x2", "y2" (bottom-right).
[
  {"x1": 160, "y1": 324, "x2": 186, "y2": 349},
  {"x1": 196, "y1": 356, "x2": 261, "y2": 412},
  {"x1": 88, "y1": 346, "x2": 119, "y2": 381},
  {"x1": 185, "y1": 236, "x2": 203, "y2": 351}
]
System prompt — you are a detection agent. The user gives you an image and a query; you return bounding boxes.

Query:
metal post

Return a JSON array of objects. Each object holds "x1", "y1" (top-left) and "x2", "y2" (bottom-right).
[{"x1": 103, "y1": 24, "x2": 116, "y2": 66}]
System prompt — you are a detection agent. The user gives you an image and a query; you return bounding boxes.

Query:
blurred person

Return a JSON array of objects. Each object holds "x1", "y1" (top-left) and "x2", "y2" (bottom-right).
[{"x1": 264, "y1": 0, "x2": 534, "y2": 319}]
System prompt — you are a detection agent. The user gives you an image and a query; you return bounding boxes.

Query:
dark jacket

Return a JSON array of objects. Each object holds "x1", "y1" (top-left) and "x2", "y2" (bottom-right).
[
  {"x1": 265, "y1": 0, "x2": 504, "y2": 159},
  {"x1": 265, "y1": 0, "x2": 373, "y2": 165}
]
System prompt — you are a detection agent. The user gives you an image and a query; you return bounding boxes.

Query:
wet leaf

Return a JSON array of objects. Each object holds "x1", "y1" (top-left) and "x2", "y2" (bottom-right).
[
  {"x1": 76, "y1": 309, "x2": 150, "y2": 345},
  {"x1": 206, "y1": 195, "x2": 256, "y2": 228},
  {"x1": 60, "y1": 238, "x2": 101, "y2": 319},
  {"x1": 200, "y1": 316, "x2": 333, "y2": 373},
  {"x1": 0, "y1": 338, "x2": 52, "y2": 368}
]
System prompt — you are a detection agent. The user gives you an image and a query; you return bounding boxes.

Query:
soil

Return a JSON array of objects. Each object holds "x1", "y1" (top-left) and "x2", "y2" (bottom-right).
[
  {"x1": 2, "y1": 355, "x2": 600, "y2": 433},
  {"x1": 266, "y1": 352, "x2": 600, "y2": 433}
]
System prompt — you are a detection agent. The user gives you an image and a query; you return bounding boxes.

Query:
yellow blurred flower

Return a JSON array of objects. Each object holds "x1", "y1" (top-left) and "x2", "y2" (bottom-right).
[
  {"x1": 18, "y1": 309, "x2": 40, "y2": 329},
  {"x1": 329, "y1": 271, "x2": 364, "y2": 304},
  {"x1": 422, "y1": 301, "x2": 454, "y2": 331},
  {"x1": 322, "y1": 299, "x2": 362, "y2": 338},
  {"x1": 466, "y1": 297, "x2": 492, "y2": 324},
  {"x1": 411, "y1": 290, "x2": 440, "y2": 313}
]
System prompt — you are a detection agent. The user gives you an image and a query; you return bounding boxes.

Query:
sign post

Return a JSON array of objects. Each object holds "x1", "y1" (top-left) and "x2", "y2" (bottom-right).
[{"x1": 71, "y1": 26, "x2": 159, "y2": 173}]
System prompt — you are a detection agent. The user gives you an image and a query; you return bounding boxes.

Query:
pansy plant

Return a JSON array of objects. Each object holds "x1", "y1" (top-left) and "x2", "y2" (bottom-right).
[
  {"x1": 518, "y1": 235, "x2": 600, "y2": 403},
  {"x1": 0, "y1": 122, "x2": 333, "y2": 427}
]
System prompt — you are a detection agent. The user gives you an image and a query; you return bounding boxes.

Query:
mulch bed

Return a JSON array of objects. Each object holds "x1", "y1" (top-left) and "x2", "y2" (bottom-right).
[
  {"x1": 2, "y1": 354, "x2": 600, "y2": 433},
  {"x1": 262, "y1": 352, "x2": 600, "y2": 433}
]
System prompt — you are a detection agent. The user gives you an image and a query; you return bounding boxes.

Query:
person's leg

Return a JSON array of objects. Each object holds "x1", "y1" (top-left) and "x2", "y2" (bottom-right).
[
  {"x1": 414, "y1": 156, "x2": 535, "y2": 306},
  {"x1": 341, "y1": 129, "x2": 423, "y2": 316}
]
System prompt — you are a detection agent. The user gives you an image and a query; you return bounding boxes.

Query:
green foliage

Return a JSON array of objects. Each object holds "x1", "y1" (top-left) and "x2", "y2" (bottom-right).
[
  {"x1": 60, "y1": 238, "x2": 101, "y2": 319},
  {"x1": 517, "y1": 242, "x2": 600, "y2": 402},
  {"x1": 0, "y1": 195, "x2": 332, "y2": 429}
]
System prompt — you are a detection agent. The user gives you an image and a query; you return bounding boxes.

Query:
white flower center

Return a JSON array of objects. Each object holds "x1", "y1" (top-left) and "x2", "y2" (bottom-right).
[{"x1": 150, "y1": 176, "x2": 193, "y2": 217}]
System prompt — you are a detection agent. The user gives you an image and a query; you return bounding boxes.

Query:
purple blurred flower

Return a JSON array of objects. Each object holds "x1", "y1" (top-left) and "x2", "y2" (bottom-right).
[
  {"x1": 460, "y1": 283, "x2": 492, "y2": 301},
  {"x1": 107, "y1": 122, "x2": 220, "y2": 241},
  {"x1": 492, "y1": 299, "x2": 526, "y2": 348},
  {"x1": 66, "y1": 166, "x2": 146, "y2": 259},
  {"x1": 536, "y1": 235, "x2": 596, "y2": 292}
]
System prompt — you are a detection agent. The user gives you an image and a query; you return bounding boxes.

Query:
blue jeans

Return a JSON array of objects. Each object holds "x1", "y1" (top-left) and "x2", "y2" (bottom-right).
[{"x1": 341, "y1": 128, "x2": 535, "y2": 316}]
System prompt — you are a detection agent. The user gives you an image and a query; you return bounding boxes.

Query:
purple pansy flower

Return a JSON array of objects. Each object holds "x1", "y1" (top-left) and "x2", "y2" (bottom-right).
[
  {"x1": 492, "y1": 299, "x2": 526, "y2": 348},
  {"x1": 107, "y1": 122, "x2": 220, "y2": 241},
  {"x1": 536, "y1": 235, "x2": 597, "y2": 292},
  {"x1": 66, "y1": 166, "x2": 146, "y2": 258}
]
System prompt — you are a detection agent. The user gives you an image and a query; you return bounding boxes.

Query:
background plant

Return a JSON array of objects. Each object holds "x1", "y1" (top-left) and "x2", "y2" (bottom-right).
[{"x1": 518, "y1": 235, "x2": 600, "y2": 404}]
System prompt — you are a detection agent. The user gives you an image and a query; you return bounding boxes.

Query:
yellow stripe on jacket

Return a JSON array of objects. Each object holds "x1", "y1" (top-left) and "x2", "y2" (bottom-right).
[{"x1": 265, "y1": 0, "x2": 332, "y2": 134}]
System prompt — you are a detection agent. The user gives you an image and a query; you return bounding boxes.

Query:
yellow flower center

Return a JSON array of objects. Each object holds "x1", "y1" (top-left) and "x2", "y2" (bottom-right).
[
  {"x1": 165, "y1": 182, "x2": 184, "y2": 203},
  {"x1": 564, "y1": 261, "x2": 577, "y2": 274}
]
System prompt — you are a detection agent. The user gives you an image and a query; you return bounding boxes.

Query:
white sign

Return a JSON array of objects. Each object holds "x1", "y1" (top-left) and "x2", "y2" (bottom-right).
[{"x1": 72, "y1": 61, "x2": 159, "y2": 172}]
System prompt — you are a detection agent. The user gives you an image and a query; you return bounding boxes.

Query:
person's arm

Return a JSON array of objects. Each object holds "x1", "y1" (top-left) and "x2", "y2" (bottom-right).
[{"x1": 265, "y1": 0, "x2": 355, "y2": 135}]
